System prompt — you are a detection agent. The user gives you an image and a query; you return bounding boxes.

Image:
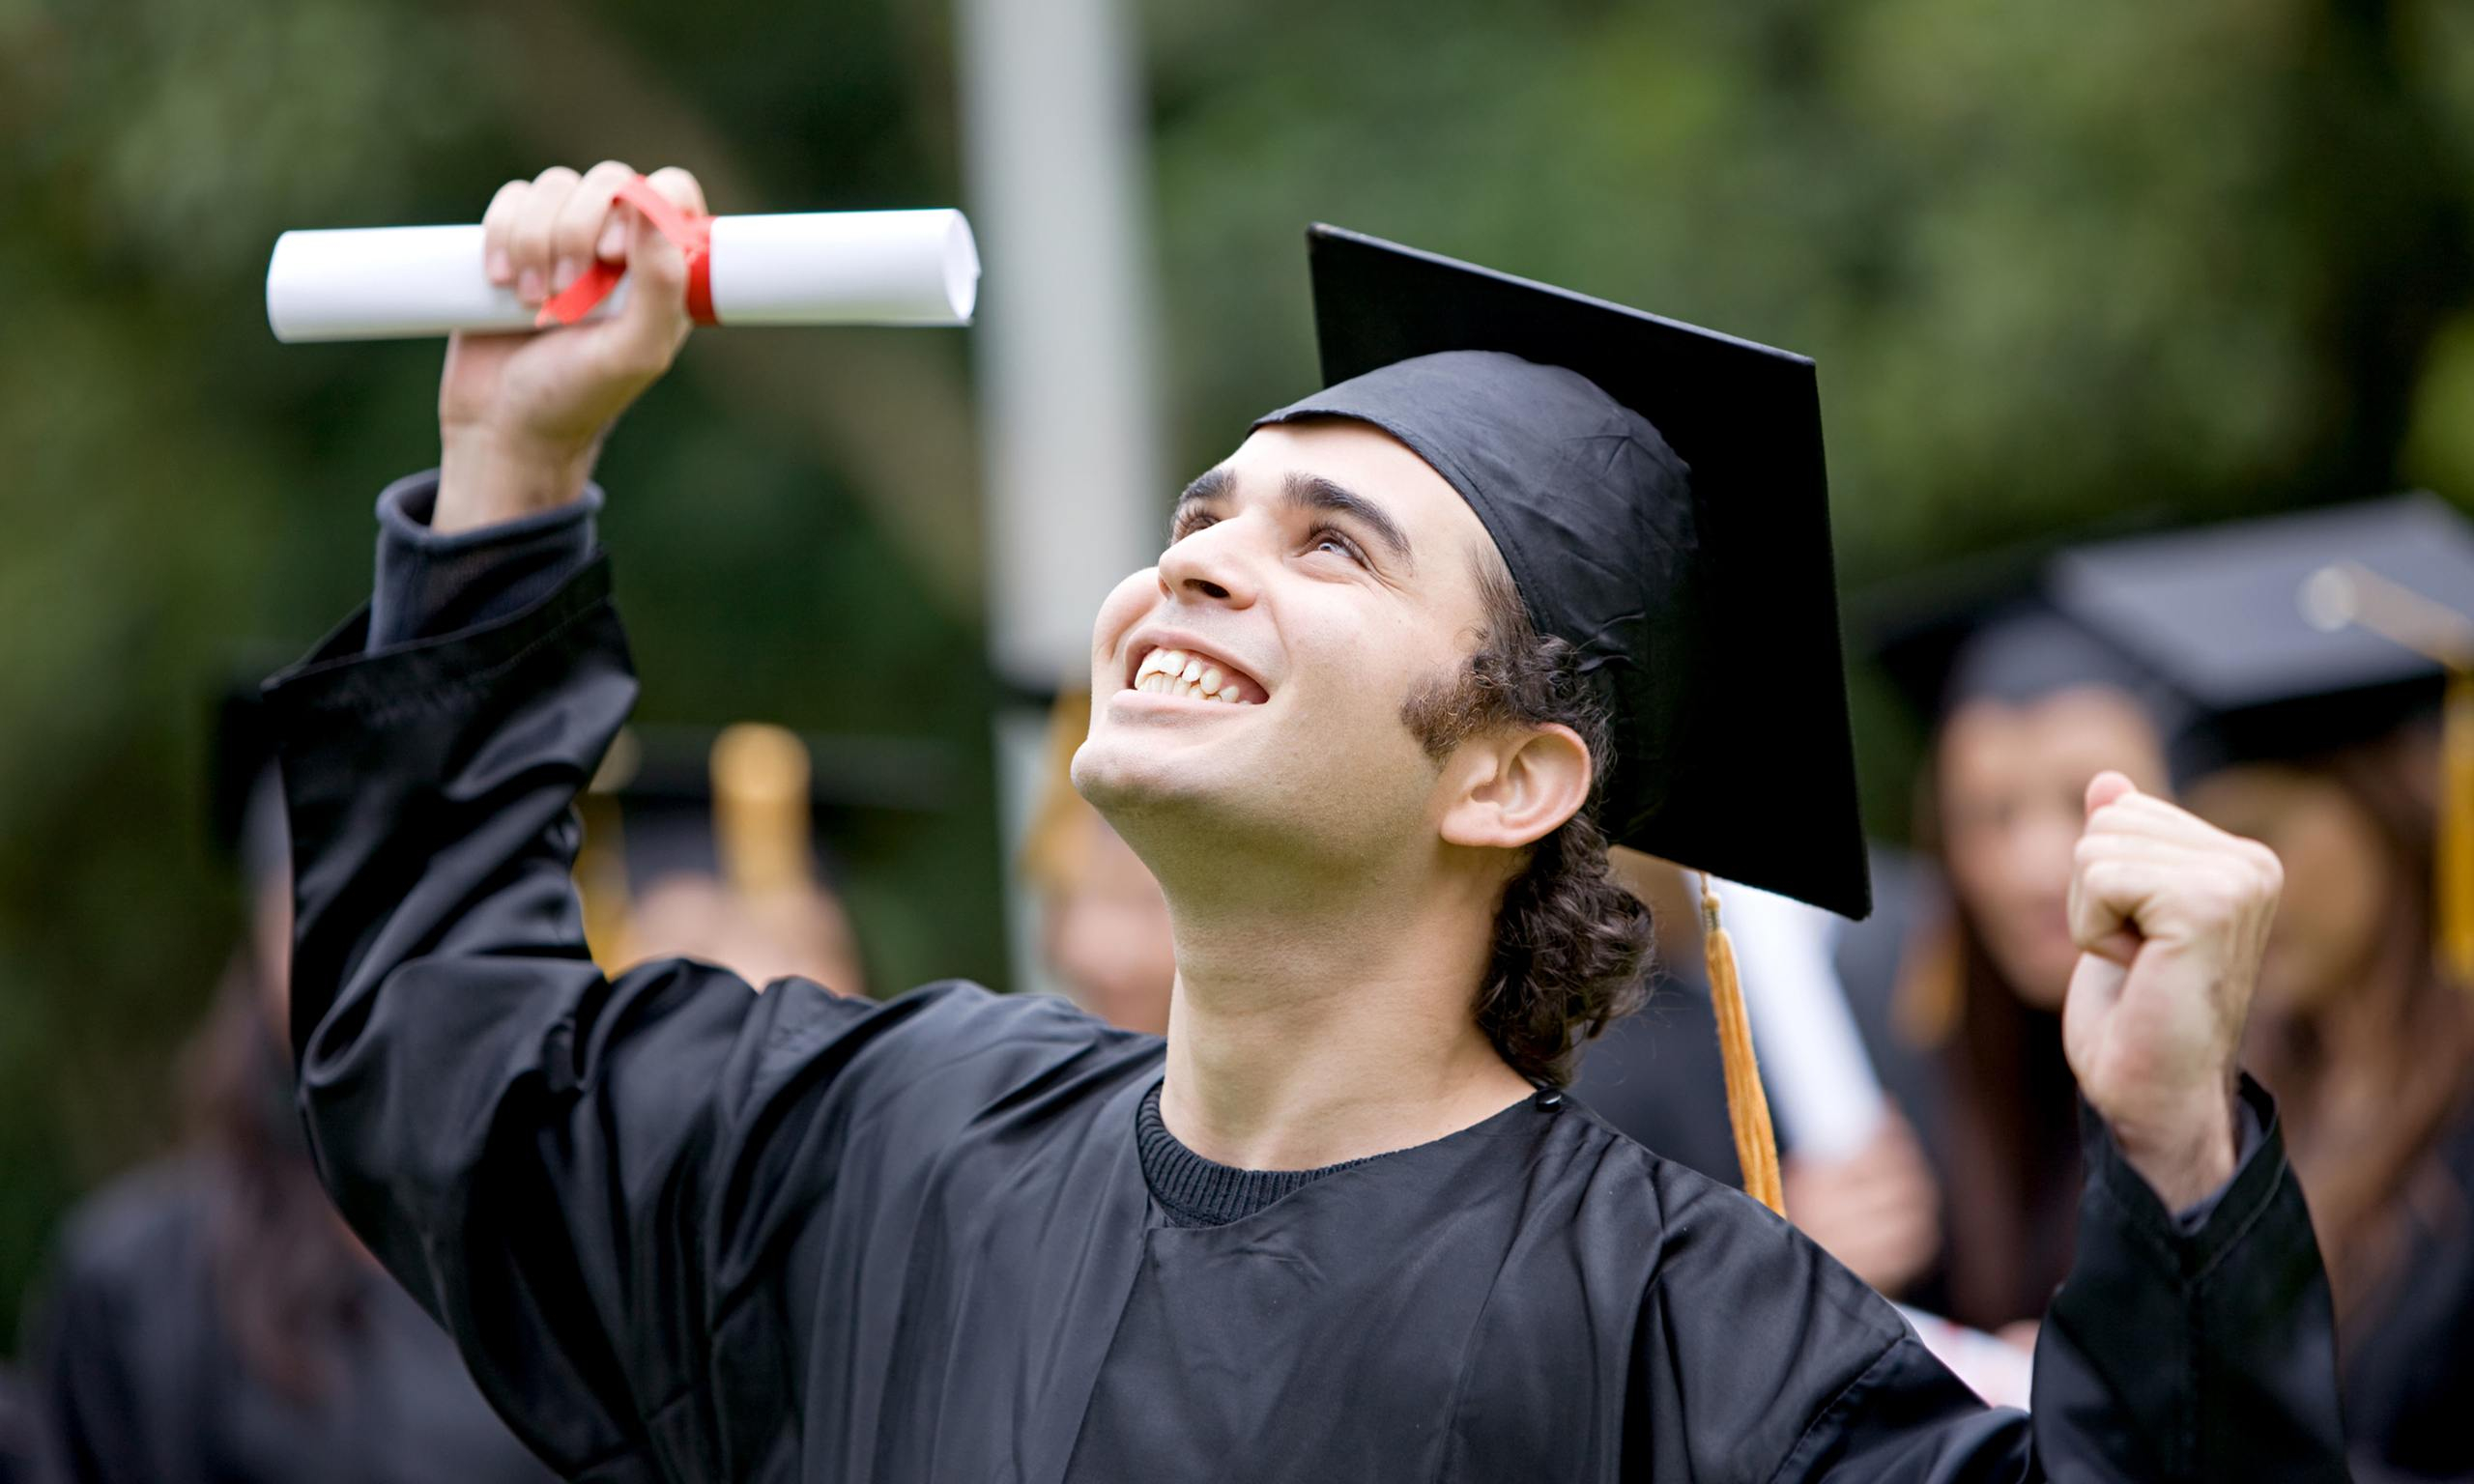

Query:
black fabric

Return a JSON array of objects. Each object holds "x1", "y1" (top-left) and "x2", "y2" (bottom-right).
[
  {"x1": 1255, "y1": 227, "x2": 1867, "y2": 919},
  {"x1": 368, "y1": 471, "x2": 599, "y2": 650},
  {"x1": 2338, "y1": 1095, "x2": 2474, "y2": 1481},
  {"x1": 1134, "y1": 1082, "x2": 1369, "y2": 1228},
  {"x1": 1568, "y1": 970, "x2": 1746, "y2": 1188},
  {"x1": 266, "y1": 554, "x2": 2350, "y2": 1481},
  {"x1": 28, "y1": 1157, "x2": 555, "y2": 1484}
]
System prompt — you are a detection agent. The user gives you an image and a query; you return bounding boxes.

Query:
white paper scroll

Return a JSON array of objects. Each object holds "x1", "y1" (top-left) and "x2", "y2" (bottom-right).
[
  {"x1": 1715, "y1": 878, "x2": 1891, "y2": 1162},
  {"x1": 266, "y1": 209, "x2": 979, "y2": 342}
]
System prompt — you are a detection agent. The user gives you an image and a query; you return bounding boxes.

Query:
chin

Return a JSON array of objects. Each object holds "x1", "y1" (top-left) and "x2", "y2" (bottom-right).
[{"x1": 1071, "y1": 728, "x2": 1224, "y2": 824}]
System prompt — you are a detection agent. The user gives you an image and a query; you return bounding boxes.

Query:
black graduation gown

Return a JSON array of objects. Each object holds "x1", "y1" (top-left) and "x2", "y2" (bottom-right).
[
  {"x1": 1569, "y1": 973, "x2": 1744, "y2": 1189},
  {"x1": 30, "y1": 1156, "x2": 556, "y2": 1484},
  {"x1": 267, "y1": 557, "x2": 2349, "y2": 1482},
  {"x1": 2338, "y1": 1094, "x2": 2474, "y2": 1482}
]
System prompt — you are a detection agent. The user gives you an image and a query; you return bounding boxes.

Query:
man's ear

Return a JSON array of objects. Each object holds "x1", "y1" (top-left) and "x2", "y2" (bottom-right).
[{"x1": 1438, "y1": 724, "x2": 1593, "y2": 851}]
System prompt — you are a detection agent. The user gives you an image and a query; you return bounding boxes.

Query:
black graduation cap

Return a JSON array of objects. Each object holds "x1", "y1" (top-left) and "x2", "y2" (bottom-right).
[
  {"x1": 2047, "y1": 494, "x2": 2474, "y2": 983},
  {"x1": 2048, "y1": 494, "x2": 2474, "y2": 764},
  {"x1": 1253, "y1": 225, "x2": 1866, "y2": 920}
]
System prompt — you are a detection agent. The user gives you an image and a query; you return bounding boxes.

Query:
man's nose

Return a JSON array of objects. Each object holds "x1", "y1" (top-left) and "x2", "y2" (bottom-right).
[{"x1": 1156, "y1": 516, "x2": 1262, "y2": 607}]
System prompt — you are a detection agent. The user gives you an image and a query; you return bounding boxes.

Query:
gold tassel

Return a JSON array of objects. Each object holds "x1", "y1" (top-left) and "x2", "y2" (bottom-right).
[
  {"x1": 2301, "y1": 562, "x2": 2474, "y2": 988},
  {"x1": 712, "y1": 724, "x2": 815, "y2": 898},
  {"x1": 2443, "y1": 669, "x2": 2474, "y2": 986},
  {"x1": 576, "y1": 729, "x2": 643, "y2": 972},
  {"x1": 1701, "y1": 873, "x2": 1786, "y2": 1215}
]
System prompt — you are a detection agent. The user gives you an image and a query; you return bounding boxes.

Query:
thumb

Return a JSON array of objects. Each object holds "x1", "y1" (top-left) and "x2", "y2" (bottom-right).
[{"x1": 2084, "y1": 769, "x2": 2138, "y2": 820}]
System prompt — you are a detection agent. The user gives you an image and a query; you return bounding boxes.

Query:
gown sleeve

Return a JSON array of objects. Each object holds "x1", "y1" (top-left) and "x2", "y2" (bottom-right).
[
  {"x1": 1740, "y1": 1078, "x2": 2347, "y2": 1482},
  {"x1": 264, "y1": 523, "x2": 917, "y2": 1479}
]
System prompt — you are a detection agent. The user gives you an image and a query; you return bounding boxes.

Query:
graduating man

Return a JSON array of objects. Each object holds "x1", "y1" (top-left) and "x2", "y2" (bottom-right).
[{"x1": 269, "y1": 161, "x2": 2345, "y2": 1480}]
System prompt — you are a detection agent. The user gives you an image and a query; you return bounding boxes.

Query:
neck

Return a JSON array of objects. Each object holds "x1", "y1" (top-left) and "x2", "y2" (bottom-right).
[{"x1": 1151, "y1": 846, "x2": 1533, "y2": 1171}]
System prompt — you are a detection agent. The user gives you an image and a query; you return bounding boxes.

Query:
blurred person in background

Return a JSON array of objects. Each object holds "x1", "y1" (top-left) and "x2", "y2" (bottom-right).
[
  {"x1": 573, "y1": 723, "x2": 871, "y2": 995},
  {"x1": 2049, "y1": 496, "x2": 2474, "y2": 1483},
  {"x1": 24, "y1": 690, "x2": 556, "y2": 1484},
  {"x1": 1833, "y1": 597, "x2": 2186, "y2": 1335}
]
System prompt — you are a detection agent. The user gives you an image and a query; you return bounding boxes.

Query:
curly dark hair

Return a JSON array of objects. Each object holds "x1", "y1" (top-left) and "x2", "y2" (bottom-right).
[{"x1": 1400, "y1": 560, "x2": 1655, "y2": 1086}]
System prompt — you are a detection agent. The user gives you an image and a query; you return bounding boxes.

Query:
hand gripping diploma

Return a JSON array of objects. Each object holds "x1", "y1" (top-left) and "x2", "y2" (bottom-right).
[{"x1": 436, "y1": 161, "x2": 704, "y2": 530}]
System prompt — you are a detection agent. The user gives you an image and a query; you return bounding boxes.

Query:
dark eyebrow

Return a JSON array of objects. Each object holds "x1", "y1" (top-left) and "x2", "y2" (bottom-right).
[
  {"x1": 1169, "y1": 466, "x2": 1415, "y2": 571},
  {"x1": 1283, "y1": 471, "x2": 1414, "y2": 568},
  {"x1": 1172, "y1": 466, "x2": 1234, "y2": 520}
]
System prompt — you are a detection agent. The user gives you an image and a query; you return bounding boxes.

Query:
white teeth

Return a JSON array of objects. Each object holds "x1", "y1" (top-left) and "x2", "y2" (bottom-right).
[{"x1": 1129, "y1": 643, "x2": 1260, "y2": 703}]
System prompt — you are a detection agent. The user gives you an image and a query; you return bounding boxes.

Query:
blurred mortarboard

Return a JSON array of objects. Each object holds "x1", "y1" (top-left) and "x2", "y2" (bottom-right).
[
  {"x1": 1255, "y1": 225, "x2": 1867, "y2": 923},
  {"x1": 575, "y1": 722, "x2": 953, "y2": 973},
  {"x1": 1853, "y1": 533, "x2": 2183, "y2": 729},
  {"x1": 2048, "y1": 494, "x2": 2474, "y2": 981},
  {"x1": 2049, "y1": 494, "x2": 2474, "y2": 762},
  {"x1": 1253, "y1": 225, "x2": 1875, "y2": 1213}
]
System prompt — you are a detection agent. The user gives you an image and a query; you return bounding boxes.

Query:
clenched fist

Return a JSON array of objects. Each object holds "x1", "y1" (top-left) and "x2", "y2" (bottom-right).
[
  {"x1": 2064, "y1": 771, "x2": 2283, "y2": 1209},
  {"x1": 435, "y1": 161, "x2": 707, "y2": 534}
]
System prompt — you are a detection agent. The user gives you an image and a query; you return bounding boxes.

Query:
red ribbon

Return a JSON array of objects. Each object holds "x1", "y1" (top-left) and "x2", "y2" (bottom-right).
[{"x1": 534, "y1": 174, "x2": 715, "y2": 329}]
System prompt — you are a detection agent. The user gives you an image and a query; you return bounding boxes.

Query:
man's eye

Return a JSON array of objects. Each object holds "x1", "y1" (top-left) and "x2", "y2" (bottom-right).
[
  {"x1": 1169, "y1": 514, "x2": 1216, "y2": 543},
  {"x1": 1308, "y1": 526, "x2": 1367, "y2": 565}
]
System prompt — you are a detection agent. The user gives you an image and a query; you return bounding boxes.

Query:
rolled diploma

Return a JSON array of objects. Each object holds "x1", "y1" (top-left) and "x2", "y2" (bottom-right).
[
  {"x1": 266, "y1": 209, "x2": 978, "y2": 342},
  {"x1": 1717, "y1": 878, "x2": 1890, "y2": 1161}
]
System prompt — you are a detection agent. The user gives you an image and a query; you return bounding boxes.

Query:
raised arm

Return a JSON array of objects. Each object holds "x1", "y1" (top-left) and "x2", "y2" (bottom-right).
[{"x1": 267, "y1": 163, "x2": 877, "y2": 1476}]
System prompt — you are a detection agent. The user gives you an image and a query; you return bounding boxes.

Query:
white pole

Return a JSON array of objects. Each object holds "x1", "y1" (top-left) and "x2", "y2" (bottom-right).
[{"x1": 957, "y1": 0, "x2": 1163, "y2": 998}]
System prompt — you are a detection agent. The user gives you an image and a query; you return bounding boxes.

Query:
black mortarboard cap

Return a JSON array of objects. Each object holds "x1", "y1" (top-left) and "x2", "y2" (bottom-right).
[
  {"x1": 1253, "y1": 226, "x2": 1868, "y2": 919},
  {"x1": 2048, "y1": 494, "x2": 2474, "y2": 765}
]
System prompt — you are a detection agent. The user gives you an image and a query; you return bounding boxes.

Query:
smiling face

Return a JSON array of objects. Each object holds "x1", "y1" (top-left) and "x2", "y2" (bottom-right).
[{"x1": 1072, "y1": 419, "x2": 1511, "y2": 881}]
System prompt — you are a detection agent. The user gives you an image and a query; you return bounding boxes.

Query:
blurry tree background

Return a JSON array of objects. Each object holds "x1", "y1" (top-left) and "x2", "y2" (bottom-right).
[{"x1": 3, "y1": 0, "x2": 2472, "y2": 1347}]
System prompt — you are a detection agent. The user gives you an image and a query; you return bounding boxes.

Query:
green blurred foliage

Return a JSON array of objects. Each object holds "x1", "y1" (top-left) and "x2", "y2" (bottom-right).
[{"x1": 3, "y1": 0, "x2": 2472, "y2": 1351}]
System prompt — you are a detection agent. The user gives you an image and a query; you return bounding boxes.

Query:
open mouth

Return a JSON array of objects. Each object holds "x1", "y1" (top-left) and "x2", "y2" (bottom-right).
[{"x1": 1127, "y1": 643, "x2": 1268, "y2": 704}]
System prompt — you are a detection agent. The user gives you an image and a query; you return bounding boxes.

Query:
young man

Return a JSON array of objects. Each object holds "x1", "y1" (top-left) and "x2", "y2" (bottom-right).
[{"x1": 269, "y1": 161, "x2": 2344, "y2": 1480}]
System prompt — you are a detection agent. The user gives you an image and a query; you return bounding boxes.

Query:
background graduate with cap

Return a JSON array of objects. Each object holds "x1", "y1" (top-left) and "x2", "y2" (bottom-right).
[
  {"x1": 264, "y1": 162, "x2": 2345, "y2": 1480},
  {"x1": 2050, "y1": 496, "x2": 2474, "y2": 1482}
]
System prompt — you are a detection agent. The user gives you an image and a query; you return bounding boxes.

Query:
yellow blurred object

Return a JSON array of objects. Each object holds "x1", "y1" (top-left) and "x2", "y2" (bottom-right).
[
  {"x1": 577, "y1": 730, "x2": 644, "y2": 971},
  {"x1": 713, "y1": 723, "x2": 817, "y2": 899},
  {"x1": 2303, "y1": 561, "x2": 2474, "y2": 985},
  {"x1": 1701, "y1": 873, "x2": 1785, "y2": 1216}
]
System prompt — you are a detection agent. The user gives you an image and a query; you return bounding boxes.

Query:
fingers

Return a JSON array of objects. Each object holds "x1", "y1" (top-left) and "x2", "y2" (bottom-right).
[
  {"x1": 479, "y1": 163, "x2": 711, "y2": 310},
  {"x1": 2067, "y1": 836, "x2": 2282, "y2": 961},
  {"x1": 480, "y1": 178, "x2": 528, "y2": 287},
  {"x1": 644, "y1": 165, "x2": 708, "y2": 218},
  {"x1": 503, "y1": 164, "x2": 582, "y2": 305},
  {"x1": 550, "y1": 160, "x2": 643, "y2": 294}
]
